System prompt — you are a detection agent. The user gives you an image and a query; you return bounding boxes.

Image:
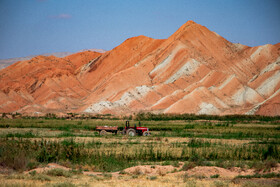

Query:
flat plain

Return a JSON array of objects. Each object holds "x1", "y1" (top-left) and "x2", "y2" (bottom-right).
[{"x1": 0, "y1": 115, "x2": 279, "y2": 186}]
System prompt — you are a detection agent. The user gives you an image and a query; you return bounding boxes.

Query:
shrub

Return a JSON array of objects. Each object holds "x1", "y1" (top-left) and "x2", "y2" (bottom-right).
[
  {"x1": 27, "y1": 160, "x2": 39, "y2": 170},
  {"x1": 161, "y1": 161, "x2": 171, "y2": 165},
  {"x1": 57, "y1": 132, "x2": 75, "y2": 138},
  {"x1": 182, "y1": 162, "x2": 196, "y2": 171},
  {"x1": 210, "y1": 174, "x2": 220, "y2": 178},
  {"x1": 6, "y1": 174, "x2": 27, "y2": 180},
  {"x1": 172, "y1": 161, "x2": 180, "y2": 167},
  {"x1": 119, "y1": 170, "x2": 128, "y2": 174},
  {"x1": 235, "y1": 172, "x2": 280, "y2": 179},
  {"x1": 102, "y1": 173, "x2": 112, "y2": 179},
  {"x1": 50, "y1": 182, "x2": 76, "y2": 187},
  {"x1": 264, "y1": 159, "x2": 278, "y2": 171},
  {"x1": 131, "y1": 175, "x2": 138, "y2": 179},
  {"x1": 29, "y1": 170, "x2": 37, "y2": 176},
  {"x1": 214, "y1": 181, "x2": 228, "y2": 187},
  {"x1": 132, "y1": 167, "x2": 143, "y2": 175},
  {"x1": 31, "y1": 173, "x2": 51, "y2": 181},
  {"x1": 184, "y1": 124, "x2": 194, "y2": 129},
  {"x1": 45, "y1": 169, "x2": 73, "y2": 177},
  {"x1": 147, "y1": 176, "x2": 157, "y2": 180},
  {"x1": 0, "y1": 141, "x2": 30, "y2": 171},
  {"x1": 184, "y1": 179, "x2": 197, "y2": 187},
  {"x1": 188, "y1": 138, "x2": 211, "y2": 148},
  {"x1": 5, "y1": 131, "x2": 36, "y2": 138}
]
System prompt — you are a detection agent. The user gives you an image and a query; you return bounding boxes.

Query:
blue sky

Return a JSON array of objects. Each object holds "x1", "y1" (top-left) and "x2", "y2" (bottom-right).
[{"x1": 0, "y1": 0, "x2": 279, "y2": 59}]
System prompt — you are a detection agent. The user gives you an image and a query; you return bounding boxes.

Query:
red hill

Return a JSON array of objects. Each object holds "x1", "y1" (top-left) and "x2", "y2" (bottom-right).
[{"x1": 0, "y1": 21, "x2": 279, "y2": 116}]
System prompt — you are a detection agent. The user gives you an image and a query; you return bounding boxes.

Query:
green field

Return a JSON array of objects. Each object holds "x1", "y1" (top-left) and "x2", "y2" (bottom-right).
[{"x1": 0, "y1": 116, "x2": 279, "y2": 186}]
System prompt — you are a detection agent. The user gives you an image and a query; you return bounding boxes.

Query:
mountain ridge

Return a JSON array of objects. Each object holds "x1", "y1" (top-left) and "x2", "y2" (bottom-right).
[
  {"x1": 0, "y1": 49, "x2": 106, "y2": 70},
  {"x1": 0, "y1": 21, "x2": 279, "y2": 116}
]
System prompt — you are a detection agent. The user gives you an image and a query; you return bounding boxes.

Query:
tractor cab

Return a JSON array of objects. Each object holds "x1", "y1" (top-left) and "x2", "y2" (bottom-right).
[{"x1": 125, "y1": 121, "x2": 141, "y2": 128}]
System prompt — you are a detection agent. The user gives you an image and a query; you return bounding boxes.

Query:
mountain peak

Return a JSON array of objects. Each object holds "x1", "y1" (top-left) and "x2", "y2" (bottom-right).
[
  {"x1": 185, "y1": 20, "x2": 197, "y2": 25},
  {"x1": 179, "y1": 20, "x2": 200, "y2": 29},
  {"x1": 168, "y1": 20, "x2": 206, "y2": 40}
]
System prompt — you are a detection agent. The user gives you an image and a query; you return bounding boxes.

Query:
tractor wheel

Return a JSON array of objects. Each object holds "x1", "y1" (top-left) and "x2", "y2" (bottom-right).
[
  {"x1": 143, "y1": 131, "x2": 149, "y2": 136},
  {"x1": 126, "y1": 129, "x2": 136, "y2": 136},
  {"x1": 99, "y1": 130, "x2": 107, "y2": 136}
]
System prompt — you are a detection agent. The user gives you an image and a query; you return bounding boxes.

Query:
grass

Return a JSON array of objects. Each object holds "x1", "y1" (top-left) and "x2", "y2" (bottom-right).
[
  {"x1": 30, "y1": 173, "x2": 52, "y2": 181},
  {"x1": 210, "y1": 174, "x2": 220, "y2": 178},
  {"x1": 134, "y1": 112, "x2": 280, "y2": 123},
  {"x1": 184, "y1": 179, "x2": 197, "y2": 187},
  {"x1": 0, "y1": 136, "x2": 279, "y2": 172},
  {"x1": 182, "y1": 162, "x2": 196, "y2": 171},
  {"x1": 235, "y1": 172, "x2": 280, "y2": 179},
  {"x1": 57, "y1": 132, "x2": 76, "y2": 138},
  {"x1": 3, "y1": 112, "x2": 280, "y2": 122},
  {"x1": 102, "y1": 173, "x2": 112, "y2": 179},
  {"x1": 6, "y1": 172, "x2": 52, "y2": 181},
  {"x1": 49, "y1": 182, "x2": 76, "y2": 187},
  {"x1": 213, "y1": 181, "x2": 229, "y2": 187},
  {"x1": 45, "y1": 169, "x2": 73, "y2": 177},
  {"x1": 147, "y1": 176, "x2": 157, "y2": 180},
  {"x1": 4, "y1": 131, "x2": 36, "y2": 138},
  {"x1": 187, "y1": 138, "x2": 212, "y2": 147},
  {"x1": 0, "y1": 117, "x2": 279, "y2": 175}
]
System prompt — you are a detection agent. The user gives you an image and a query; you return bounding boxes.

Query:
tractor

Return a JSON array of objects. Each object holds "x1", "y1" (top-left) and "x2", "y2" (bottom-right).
[{"x1": 122, "y1": 120, "x2": 150, "y2": 136}]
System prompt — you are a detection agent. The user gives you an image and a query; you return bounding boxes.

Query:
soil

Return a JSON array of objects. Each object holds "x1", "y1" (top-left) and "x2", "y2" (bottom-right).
[{"x1": 24, "y1": 163, "x2": 280, "y2": 180}]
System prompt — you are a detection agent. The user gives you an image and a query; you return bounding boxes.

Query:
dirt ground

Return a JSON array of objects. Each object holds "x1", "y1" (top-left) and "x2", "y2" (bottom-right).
[
  {"x1": 25, "y1": 162, "x2": 280, "y2": 178},
  {"x1": 1, "y1": 163, "x2": 279, "y2": 187}
]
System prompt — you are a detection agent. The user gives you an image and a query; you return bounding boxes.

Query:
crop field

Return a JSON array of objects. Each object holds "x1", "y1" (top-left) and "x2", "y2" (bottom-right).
[{"x1": 0, "y1": 115, "x2": 280, "y2": 186}]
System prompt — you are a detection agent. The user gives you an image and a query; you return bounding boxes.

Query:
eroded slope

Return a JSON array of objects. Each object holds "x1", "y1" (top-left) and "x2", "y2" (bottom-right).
[{"x1": 0, "y1": 21, "x2": 279, "y2": 115}]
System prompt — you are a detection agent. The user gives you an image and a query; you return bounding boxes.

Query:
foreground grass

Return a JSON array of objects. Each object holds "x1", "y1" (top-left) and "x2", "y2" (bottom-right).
[
  {"x1": 0, "y1": 137, "x2": 279, "y2": 172},
  {"x1": 1, "y1": 172, "x2": 280, "y2": 187},
  {"x1": 0, "y1": 117, "x2": 279, "y2": 174},
  {"x1": 0, "y1": 174, "x2": 223, "y2": 187},
  {"x1": 235, "y1": 172, "x2": 280, "y2": 179}
]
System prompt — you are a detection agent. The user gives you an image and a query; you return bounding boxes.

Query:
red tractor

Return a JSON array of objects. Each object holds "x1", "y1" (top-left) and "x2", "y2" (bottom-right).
[{"x1": 122, "y1": 121, "x2": 150, "y2": 136}]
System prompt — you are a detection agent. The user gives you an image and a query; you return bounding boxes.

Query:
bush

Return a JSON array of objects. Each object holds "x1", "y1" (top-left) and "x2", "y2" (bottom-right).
[
  {"x1": 210, "y1": 174, "x2": 220, "y2": 178},
  {"x1": 119, "y1": 170, "x2": 128, "y2": 174},
  {"x1": 27, "y1": 160, "x2": 39, "y2": 170},
  {"x1": 135, "y1": 112, "x2": 280, "y2": 122},
  {"x1": 184, "y1": 179, "x2": 197, "y2": 187},
  {"x1": 147, "y1": 176, "x2": 157, "y2": 180},
  {"x1": 57, "y1": 132, "x2": 75, "y2": 138},
  {"x1": 161, "y1": 161, "x2": 171, "y2": 165},
  {"x1": 182, "y1": 162, "x2": 196, "y2": 171},
  {"x1": 132, "y1": 167, "x2": 143, "y2": 175},
  {"x1": 50, "y1": 182, "x2": 76, "y2": 187},
  {"x1": 188, "y1": 138, "x2": 211, "y2": 148},
  {"x1": 264, "y1": 159, "x2": 278, "y2": 171},
  {"x1": 235, "y1": 172, "x2": 280, "y2": 179},
  {"x1": 29, "y1": 170, "x2": 37, "y2": 176},
  {"x1": 214, "y1": 181, "x2": 228, "y2": 187},
  {"x1": 0, "y1": 140, "x2": 30, "y2": 171},
  {"x1": 31, "y1": 173, "x2": 51, "y2": 181},
  {"x1": 184, "y1": 124, "x2": 195, "y2": 129},
  {"x1": 5, "y1": 131, "x2": 36, "y2": 138},
  {"x1": 172, "y1": 161, "x2": 180, "y2": 167},
  {"x1": 102, "y1": 173, "x2": 112, "y2": 179},
  {"x1": 45, "y1": 169, "x2": 73, "y2": 177}
]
